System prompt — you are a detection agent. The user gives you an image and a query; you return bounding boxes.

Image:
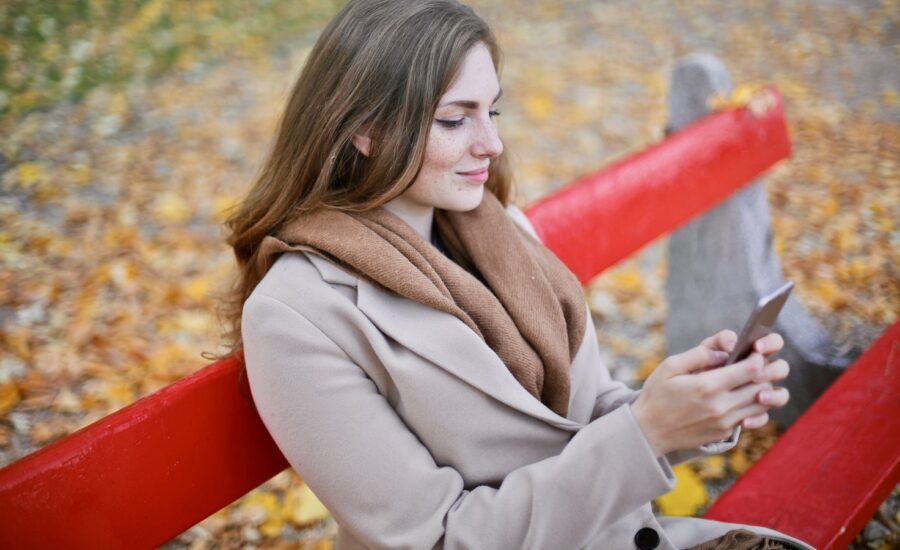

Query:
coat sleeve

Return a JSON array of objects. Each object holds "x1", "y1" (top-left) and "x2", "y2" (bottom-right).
[
  {"x1": 579, "y1": 289, "x2": 741, "y2": 464},
  {"x1": 242, "y1": 292, "x2": 676, "y2": 550}
]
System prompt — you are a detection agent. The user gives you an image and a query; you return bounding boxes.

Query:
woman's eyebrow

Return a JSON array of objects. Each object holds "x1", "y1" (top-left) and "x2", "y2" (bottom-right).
[{"x1": 438, "y1": 89, "x2": 503, "y2": 109}]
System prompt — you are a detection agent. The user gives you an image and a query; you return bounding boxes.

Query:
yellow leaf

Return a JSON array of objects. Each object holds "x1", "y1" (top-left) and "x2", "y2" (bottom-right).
[
  {"x1": 3, "y1": 327, "x2": 31, "y2": 360},
  {"x1": 655, "y1": 464, "x2": 708, "y2": 516},
  {"x1": 696, "y1": 455, "x2": 727, "y2": 481},
  {"x1": 847, "y1": 257, "x2": 878, "y2": 282},
  {"x1": 285, "y1": 484, "x2": 331, "y2": 526},
  {"x1": 167, "y1": 310, "x2": 213, "y2": 335},
  {"x1": 881, "y1": 89, "x2": 899, "y2": 107},
  {"x1": 829, "y1": 224, "x2": 858, "y2": 252},
  {"x1": 610, "y1": 267, "x2": 644, "y2": 294},
  {"x1": 104, "y1": 381, "x2": 136, "y2": 408},
  {"x1": 184, "y1": 276, "x2": 213, "y2": 301},
  {"x1": 707, "y1": 84, "x2": 776, "y2": 117},
  {"x1": 635, "y1": 356, "x2": 659, "y2": 382},
  {"x1": 708, "y1": 83, "x2": 763, "y2": 111},
  {"x1": 729, "y1": 448, "x2": 753, "y2": 475},
  {"x1": 0, "y1": 382, "x2": 21, "y2": 417},
  {"x1": 259, "y1": 515, "x2": 285, "y2": 538},
  {"x1": 69, "y1": 163, "x2": 92, "y2": 186},
  {"x1": 14, "y1": 162, "x2": 48, "y2": 189},
  {"x1": 524, "y1": 93, "x2": 552, "y2": 121},
  {"x1": 212, "y1": 194, "x2": 237, "y2": 222},
  {"x1": 811, "y1": 279, "x2": 846, "y2": 309},
  {"x1": 9, "y1": 90, "x2": 43, "y2": 113},
  {"x1": 237, "y1": 490, "x2": 280, "y2": 525},
  {"x1": 146, "y1": 342, "x2": 194, "y2": 377},
  {"x1": 817, "y1": 196, "x2": 839, "y2": 218},
  {"x1": 155, "y1": 192, "x2": 192, "y2": 224}
]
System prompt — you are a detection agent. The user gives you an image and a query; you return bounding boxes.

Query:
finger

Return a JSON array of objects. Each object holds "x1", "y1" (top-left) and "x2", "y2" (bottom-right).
[
  {"x1": 723, "y1": 402, "x2": 769, "y2": 429},
  {"x1": 754, "y1": 332, "x2": 784, "y2": 356},
  {"x1": 701, "y1": 330, "x2": 738, "y2": 352},
  {"x1": 703, "y1": 353, "x2": 767, "y2": 391},
  {"x1": 761, "y1": 359, "x2": 790, "y2": 383},
  {"x1": 729, "y1": 381, "x2": 773, "y2": 410},
  {"x1": 757, "y1": 386, "x2": 790, "y2": 408},
  {"x1": 741, "y1": 412, "x2": 770, "y2": 430},
  {"x1": 665, "y1": 345, "x2": 730, "y2": 375}
]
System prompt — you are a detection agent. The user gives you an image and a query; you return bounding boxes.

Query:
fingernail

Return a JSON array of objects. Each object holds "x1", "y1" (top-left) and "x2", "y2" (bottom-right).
[
  {"x1": 760, "y1": 390, "x2": 772, "y2": 404},
  {"x1": 756, "y1": 340, "x2": 766, "y2": 353},
  {"x1": 725, "y1": 339, "x2": 736, "y2": 352}
]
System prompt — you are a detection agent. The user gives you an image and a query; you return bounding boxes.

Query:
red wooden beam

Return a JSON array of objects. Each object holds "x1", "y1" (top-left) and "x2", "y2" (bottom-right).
[
  {"x1": 704, "y1": 321, "x2": 900, "y2": 549},
  {"x1": 0, "y1": 354, "x2": 288, "y2": 549},
  {"x1": 0, "y1": 94, "x2": 793, "y2": 548},
  {"x1": 526, "y1": 88, "x2": 791, "y2": 283}
]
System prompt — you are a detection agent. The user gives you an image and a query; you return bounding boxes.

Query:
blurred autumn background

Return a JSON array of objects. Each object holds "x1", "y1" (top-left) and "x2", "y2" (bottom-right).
[{"x1": 1, "y1": 0, "x2": 897, "y2": 548}]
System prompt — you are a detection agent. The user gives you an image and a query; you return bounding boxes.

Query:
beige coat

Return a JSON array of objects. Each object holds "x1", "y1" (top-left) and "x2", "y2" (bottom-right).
[{"x1": 242, "y1": 209, "x2": 815, "y2": 550}]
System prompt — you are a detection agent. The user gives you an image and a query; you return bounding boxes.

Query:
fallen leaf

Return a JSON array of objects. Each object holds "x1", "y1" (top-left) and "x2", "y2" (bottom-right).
[
  {"x1": 0, "y1": 382, "x2": 21, "y2": 416},
  {"x1": 696, "y1": 455, "x2": 727, "y2": 481},
  {"x1": 729, "y1": 448, "x2": 753, "y2": 476},
  {"x1": 655, "y1": 464, "x2": 708, "y2": 516},
  {"x1": 155, "y1": 192, "x2": 192, "y2": 224},
  {"x1": 286, "y1": 484, "x2": 331, "y2": 526}
]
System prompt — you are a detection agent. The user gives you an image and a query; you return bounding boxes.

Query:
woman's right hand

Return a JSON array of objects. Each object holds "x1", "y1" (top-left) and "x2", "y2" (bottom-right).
[{"x1": 631, "y1": 330, "x2": 790, "y2": 457}]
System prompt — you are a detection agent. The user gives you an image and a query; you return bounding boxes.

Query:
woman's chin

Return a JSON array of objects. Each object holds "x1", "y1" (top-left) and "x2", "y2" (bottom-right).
[{"x1": 442, "y1": 186, "x2": 485, "y2": 212}]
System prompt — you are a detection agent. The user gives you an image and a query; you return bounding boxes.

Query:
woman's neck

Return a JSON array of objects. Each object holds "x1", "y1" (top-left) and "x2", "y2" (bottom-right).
[{"x1": 382, "y1": 196, "x2": 435, "y2": 242}]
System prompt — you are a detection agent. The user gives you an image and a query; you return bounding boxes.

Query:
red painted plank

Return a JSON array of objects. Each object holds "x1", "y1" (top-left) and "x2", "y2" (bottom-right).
[
  {"x1": 704, "y1": 321, "x2": 900, "y2": 549},
  {"x1": 0, "y1": 355, "x2": 289, "y2": 549},
  {"x1": 525, "y1": 88, "x2": 791, "y2": 284}
]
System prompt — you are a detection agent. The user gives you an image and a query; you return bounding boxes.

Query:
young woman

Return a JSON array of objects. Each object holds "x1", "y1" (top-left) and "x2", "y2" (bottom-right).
[{"x1": 225, "y1": 1, "x2": 813, "y2": 548}]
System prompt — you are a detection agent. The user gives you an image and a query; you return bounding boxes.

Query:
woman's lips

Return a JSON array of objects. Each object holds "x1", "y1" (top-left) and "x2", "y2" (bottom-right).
[{"x1": 457, "y1": 166, "x2": 489, "y2": 184}]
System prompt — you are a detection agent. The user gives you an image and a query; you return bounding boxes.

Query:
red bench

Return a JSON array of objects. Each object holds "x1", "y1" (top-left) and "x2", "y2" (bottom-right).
[{"x1": 1, "y1": 89, "x2": 896, "y2": 549}]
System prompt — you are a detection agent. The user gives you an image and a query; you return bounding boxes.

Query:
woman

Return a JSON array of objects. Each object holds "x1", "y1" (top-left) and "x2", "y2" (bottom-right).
[{"x1": 225, "y1": 1, "x2": 814, "y2": 548}]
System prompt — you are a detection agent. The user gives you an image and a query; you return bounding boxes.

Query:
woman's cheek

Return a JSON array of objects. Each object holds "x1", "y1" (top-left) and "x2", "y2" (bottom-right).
[{"x1": 427, "y1": 130, "x2": 467, "y2": 170}]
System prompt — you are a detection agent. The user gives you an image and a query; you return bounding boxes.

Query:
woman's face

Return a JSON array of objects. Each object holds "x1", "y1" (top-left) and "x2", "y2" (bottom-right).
[{"x1": 399, "y1": 42, "x2": 504, "y2": 212}]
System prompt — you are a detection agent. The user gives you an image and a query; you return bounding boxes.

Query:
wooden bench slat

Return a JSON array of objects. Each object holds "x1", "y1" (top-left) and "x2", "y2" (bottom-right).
[
  {"x1": 0, "y1": 356, "x2": 288, "y2": 549},
  {"x1": 703, "y1": 321, "x2": 900, "y2": 549}
]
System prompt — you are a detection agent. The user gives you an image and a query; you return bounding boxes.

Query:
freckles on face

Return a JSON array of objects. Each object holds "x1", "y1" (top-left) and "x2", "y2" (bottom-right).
[{"x1": 400, "y1": 42, "x2": 503, "y2": 212}]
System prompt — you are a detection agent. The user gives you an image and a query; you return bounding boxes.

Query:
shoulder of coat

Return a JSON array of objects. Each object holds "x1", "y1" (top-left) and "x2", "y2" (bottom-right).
[{"x1": 253, "y1": 251, "x2": 358, "y2": 304}]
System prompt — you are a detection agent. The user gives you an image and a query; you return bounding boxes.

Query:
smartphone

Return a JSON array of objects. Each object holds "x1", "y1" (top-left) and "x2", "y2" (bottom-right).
[{"x1": 724, "y1": 280, "x2": 795, "y2": 365}]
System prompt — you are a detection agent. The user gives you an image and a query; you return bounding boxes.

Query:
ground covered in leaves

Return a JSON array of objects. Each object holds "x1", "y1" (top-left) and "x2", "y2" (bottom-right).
[{"x1": 1, "y1": 1, "x2": 897, "y2": 548}]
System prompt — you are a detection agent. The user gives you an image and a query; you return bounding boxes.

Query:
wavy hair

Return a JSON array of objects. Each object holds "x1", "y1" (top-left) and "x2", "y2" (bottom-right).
[{"x1": 220, "y1": 0, "x2": 511, "y2": 355}]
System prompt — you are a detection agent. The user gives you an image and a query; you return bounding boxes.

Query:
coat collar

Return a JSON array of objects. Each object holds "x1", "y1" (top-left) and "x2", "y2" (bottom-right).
[{"x1": 306, "y1": 252, "x2": 580, "y2": 430}]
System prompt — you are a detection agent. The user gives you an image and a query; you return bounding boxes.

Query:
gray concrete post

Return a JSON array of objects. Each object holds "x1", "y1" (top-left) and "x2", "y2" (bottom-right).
[{"x1": 664, "y1": 53, "x2": 857, "y2": 426}]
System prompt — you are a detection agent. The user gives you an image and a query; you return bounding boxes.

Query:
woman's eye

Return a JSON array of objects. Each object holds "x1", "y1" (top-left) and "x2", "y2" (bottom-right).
[
  {"x1": 489, "y1": 109, "x2": 501, "y2": 118},
  {"x1": 436, "y1": 118, "x2": 464, "y2": 129}
]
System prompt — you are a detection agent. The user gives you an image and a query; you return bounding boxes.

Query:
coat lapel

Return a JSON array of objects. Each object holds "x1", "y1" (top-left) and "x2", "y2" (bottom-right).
[{"x1": 354, "y1": 276, "x2": 581, "y2": 431}]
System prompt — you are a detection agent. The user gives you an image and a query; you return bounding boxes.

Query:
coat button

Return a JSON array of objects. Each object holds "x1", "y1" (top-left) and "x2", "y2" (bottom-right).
[{"x1": 634, "y1": 527, "x2": 660, "y2": 550}]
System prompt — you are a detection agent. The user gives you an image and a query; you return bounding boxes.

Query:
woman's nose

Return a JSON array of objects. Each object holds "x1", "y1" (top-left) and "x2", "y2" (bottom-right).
[{"x1": 472, "y1": 118, "x2": 503, "y2": 158}]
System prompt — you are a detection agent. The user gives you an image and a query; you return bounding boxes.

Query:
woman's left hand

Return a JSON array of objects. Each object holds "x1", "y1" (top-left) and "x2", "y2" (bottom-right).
[{"x1": 702, "y1": 330, "x2": 790, "y2": 429}]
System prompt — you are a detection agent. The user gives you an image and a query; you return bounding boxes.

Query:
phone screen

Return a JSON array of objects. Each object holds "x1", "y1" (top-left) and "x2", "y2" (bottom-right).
[{"x1": 725, "y1": 281, "x2": 794, "y2": 365}]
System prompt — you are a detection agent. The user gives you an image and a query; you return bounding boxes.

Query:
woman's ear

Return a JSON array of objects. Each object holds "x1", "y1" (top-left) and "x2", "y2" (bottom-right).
[{"x1": 352, "y1": 134, "x2": 371, "y2": 157}]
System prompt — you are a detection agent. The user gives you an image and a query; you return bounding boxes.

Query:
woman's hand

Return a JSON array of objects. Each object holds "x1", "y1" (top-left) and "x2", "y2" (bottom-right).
[{"x1": 631, "y1": 330, "x2": 790, "y2": 457}]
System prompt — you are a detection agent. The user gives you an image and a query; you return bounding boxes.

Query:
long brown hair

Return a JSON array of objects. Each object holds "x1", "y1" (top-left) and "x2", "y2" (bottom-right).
[{"x1": 221, "y1": 0, "x2": 512, "y2": 355}]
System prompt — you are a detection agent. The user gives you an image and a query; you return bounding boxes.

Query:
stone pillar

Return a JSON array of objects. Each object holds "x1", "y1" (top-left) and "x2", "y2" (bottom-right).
[{"x1": 664, "y1": 53, "x2": 856, "y2": 426}]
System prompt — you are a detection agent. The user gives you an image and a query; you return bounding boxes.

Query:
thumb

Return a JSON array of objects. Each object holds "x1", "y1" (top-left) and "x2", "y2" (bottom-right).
[{"x1": 663, "y1": 345, "x2": 729, "y2": 376}]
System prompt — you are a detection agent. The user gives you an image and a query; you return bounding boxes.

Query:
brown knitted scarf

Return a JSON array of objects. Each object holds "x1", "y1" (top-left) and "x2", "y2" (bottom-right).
[
  {"x1": 257, "y1": 192, "x2": 586, "y2": 417},
  {"x1": 687, "y1": 529, "x2": 796, "y2": 550}
]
